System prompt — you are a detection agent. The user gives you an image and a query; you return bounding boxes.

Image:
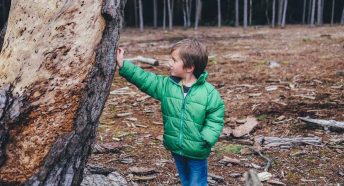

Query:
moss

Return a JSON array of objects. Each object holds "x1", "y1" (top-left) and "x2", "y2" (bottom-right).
[{"x1": 215, "y1": 144, "x2": 242, "y2": 157}]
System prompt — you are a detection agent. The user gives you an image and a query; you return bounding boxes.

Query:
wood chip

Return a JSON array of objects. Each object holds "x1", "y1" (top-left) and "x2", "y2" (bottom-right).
[
  {"x1": 116, "y1": 112, "x2": 133, "y2": 117},
  {"x1": 232, "y1": 117, "x2": 259, "y2": 137}
]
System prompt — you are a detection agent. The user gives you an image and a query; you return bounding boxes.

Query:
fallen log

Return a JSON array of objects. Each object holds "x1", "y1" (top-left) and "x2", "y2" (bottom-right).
[
  {"x1": 255, "y1": 136, "x2": 323, "y2": 149},
  {"x1": 125, "y1": 56, "x2": 159, "y2": 66},
  {"x1": 0, "y1": 0, "x2": 126, "y2": 185},
  {"x1": 299, "y1": 117, "x2": 344, "y2": 132}
]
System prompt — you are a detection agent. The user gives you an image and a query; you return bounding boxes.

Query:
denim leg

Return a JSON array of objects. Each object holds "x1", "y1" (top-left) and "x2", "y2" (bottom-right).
[
  {"x1": 188, "y1": 158, "x2": 208, "y2": 186},
  {"x1": 172, "y1": 153, "x2": 189, "y2": 186}
]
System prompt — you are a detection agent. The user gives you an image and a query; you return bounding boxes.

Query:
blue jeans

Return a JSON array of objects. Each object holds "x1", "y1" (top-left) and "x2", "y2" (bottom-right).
[{"x1": 172, "y1": 153, "x2": 208, "y2": 186}]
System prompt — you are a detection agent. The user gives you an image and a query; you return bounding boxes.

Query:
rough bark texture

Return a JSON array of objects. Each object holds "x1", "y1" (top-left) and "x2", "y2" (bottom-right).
[
  {"x1": 0, "y1": 0, "x2": 126, "y2": 185},
  {"x1": 0, "y1": 22, "x2": 7, "y2": 50}
]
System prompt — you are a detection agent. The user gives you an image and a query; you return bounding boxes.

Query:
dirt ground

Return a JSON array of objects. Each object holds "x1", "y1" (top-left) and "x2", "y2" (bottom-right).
[{"x1": 88, "y1": 26, "x2": 344, "y2": 185}]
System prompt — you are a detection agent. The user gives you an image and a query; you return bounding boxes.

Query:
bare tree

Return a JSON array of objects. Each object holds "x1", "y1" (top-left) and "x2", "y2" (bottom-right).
[
  {"x1": 217, "y1": 0, "x2": 222, "y2": 27},
  {"x1": 138, "y1": 0, "x2": 144, "y2": 31},
  {"x1": 331, "y1": 0, "x2": 335, "y2": 25},
  {"x1": 235, "y1": 0, "x2": 239, "y2": 26},
  {"x1": 272, "y1": 0, "x2": 276, "y2": 27},
  {"x1": 167, "y1": 0, "x2": 173, "y2": 30},
  {"x1": 195, "y1": 0, "x2": 202, "y2": 29},
  {"x1": 265, "y1": 0, "x2": 270, "y2": 25},
  {"x1": 163, "y1": 0, "x2": 166, "y2": 29},
  {"x1": 317, "y1": 0, "x2": 322, "y2": 25},
  {"x1": 134, "y1": 0, "x2": 138, "y2": 28},
  {"x1": 281, "y1": 0, "x2": 288, "y2": 28},
  {"x1": 249, "y1": 0, "x2": 252, "y2": 25},
  {"x1": 244, "y1": 0, "x2": 248, "y2": 28},
  {"x1": 310, "y1": 0, "x2": 316, "y2": 26},
  {"x1": 341, "y1": 5, "x2": 344, "y2": 24},
  {"x1": 0, "y1": 0, "x2": 126, "y2": 185},
  {"x1": 187, "y1": 0, "x2": 192, "y2": 27},
  {"x1": 153, "y1": 0, "x2": 157, "y2": 28},
  {"x1": 277, "y1": 0, "x2": 283, "y2": 26},
  {"x1": 308, "y1": 0, "x2": 312, "y2": 24},
  {"x1": 302, "y1": 0, "x2": 307, "y2": 24}
]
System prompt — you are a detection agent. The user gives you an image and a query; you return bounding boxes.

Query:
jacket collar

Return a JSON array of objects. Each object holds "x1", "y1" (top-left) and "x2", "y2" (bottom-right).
[{"x1": 169, "y1": 71, "x2": 208, "y2": 86}]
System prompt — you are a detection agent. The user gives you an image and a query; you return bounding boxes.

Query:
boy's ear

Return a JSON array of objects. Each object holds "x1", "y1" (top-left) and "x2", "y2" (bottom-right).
[{"x1": 185, "y1": 65, "x2": 195, "y2": 73}]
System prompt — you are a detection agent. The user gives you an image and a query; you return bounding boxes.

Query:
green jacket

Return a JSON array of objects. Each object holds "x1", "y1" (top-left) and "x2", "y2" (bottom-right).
[{"x1": 119, "y1": 60, "x2": 225, "y2": 159}]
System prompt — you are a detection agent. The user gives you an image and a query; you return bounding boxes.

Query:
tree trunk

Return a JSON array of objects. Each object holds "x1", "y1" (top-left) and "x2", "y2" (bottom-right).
[
  {"x1": 311, "y1": 0, "x2": 316, "y2": 26},
  {"x1": 272, "y1": 0, "x2": 276, "y2": 27},
  {"x1": 243, "y1": 0, "x2": 248, "y2": 28},
  {"x1": 167, "y1": 0, "x2": 173, "y2": 30},
  {"x1": 195, "y1": 0, "x2": 202, "y2": 30},
  {"x1": 249, "y1": 0, "x2": 252, "y2": 25},
  {"x1": 134, "y1": 0, "x2": 138, "y2": 28},
  {"x1": 341, "y1": 5, "x2": 344, "y2": 24},
  {"x1": 277, "y1": 0, "x2": 283, "y2": 26},
  {"x1": 0, "y1": 22, "x2": 7, "y2": 51},
  {"x1": 153, "y1": 0, "x2": 157, "y2": 28},
  {"x1": 138, "y1": 0, "x2": 144, "y2": 32},
  {"x1": 183, "y1": 0, "x2": 187, "y2": 28},
  {"x1": 302, "y1": 0, "x2": 307, "y2": 24},
  {"x1": 317, "y1": 0, "x2": 322, "y2": 25},
  {"x1": 265, "y1": 0, "x2": 270, "y2": 25},
  {"x1": 163, "y1": 0, "x2": 166, "y2": 29},
  {"x1": 217, "y1": 0, "x2": 222, "y2": 27},
  {"x1": 281, "y1": 0, "x2": 288, "y2": 28},
  {"x1": 235, "y1": 0, "x2": 239, "y2": 26},
  {"x1": 187, "y1": 0, "x2": 192, "y2": 27},
  {"x1": 308, "y1": 0, "x2": 312, "y2": 24},
  {"x1": 331, "y1": 0, "x2": 335, "y2": 25},
  {"x1": 0, "y1": 0, "x2": 126, "y2": 185}
]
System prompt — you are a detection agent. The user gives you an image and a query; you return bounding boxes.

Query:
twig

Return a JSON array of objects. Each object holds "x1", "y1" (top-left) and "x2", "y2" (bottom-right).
[{"x1": 249, "y1": 147, "x2": 272, "y2": 172}]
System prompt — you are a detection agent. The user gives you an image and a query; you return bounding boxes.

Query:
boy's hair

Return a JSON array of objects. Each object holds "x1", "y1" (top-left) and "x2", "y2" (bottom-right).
[{"x1": 171, "y1": 38, "x2": 208, "y2": 78}]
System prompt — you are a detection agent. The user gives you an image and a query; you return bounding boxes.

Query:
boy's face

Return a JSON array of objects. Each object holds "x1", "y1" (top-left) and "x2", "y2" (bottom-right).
[{"x1": 169, "y1": 49, "x2": 192, "y2": 78}]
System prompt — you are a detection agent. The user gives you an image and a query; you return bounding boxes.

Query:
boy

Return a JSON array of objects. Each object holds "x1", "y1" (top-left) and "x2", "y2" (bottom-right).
[{"x1": 116, "y1": 39, "x2": 225, "y2": 186}]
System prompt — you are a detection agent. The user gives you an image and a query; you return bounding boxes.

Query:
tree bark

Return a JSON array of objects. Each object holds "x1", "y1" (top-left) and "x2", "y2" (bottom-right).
[
  {"x1": 277, "y1": 0, "x2": 283, "y2": 26},
  {"x1": 311, "y1": 0, "x2": 316, "y2": 26},
  {"x1": 194, "y1": 0, "x2": 202, "y2": 30},
  {"x1": 302, "y1": 0, "x2": 307, "y2": 24},
  {"x1": 187, "y1": 0, "x2": 192, "y2": 27},
  {"x1": 341, "y1": 5, "x2": 344, "y2": 24},
  {"x1": 265, "y1": 0, "x2": 270, "y2": 25},
  {"x1": 281, "y1": 0, "x2": 288, "y2": 28},
  {"x1": 217, "y1": 0, "x2": 222, "y2": 27},
  {"x1": 167, "y1": 0, "x2": 173, "y2": 30},
  {"x1": 235, "y1": 0, "x2": 239, "y2": 26},
  {"x1": 0, "y1": 22, "x2": 6, "y2": 51},
  {"x1": 0, "y1": 0, "x2": 126, "y2": 185},
  {"x1": 163, "y1": 0, "x2": 166, "y2": 29},
  {"x1": 317, "y1": 0, "x2": 322, "y2": 25},
  {"x1": 249, "y1": 0, "x2": 252, "y2": 25},
  {"x1": 183, "y1": 0, "x2": 187, "y2": 28},
  {"x1": 153, "y1": 0, "x2": 157, "y2": 28},
  {"x1": 331, "y1": 0, "x2": 335, "y2": 25},
  {"x1": 134, "y1": 0, "x2": 138, "y2": 28},
  {"x1": 138, "y1": 0, "x2": 144, "y2": 32},
  {"x1": 272, "y1": 0, "x2": 276, "y2": 27},
  {"x1": 243, "y1": 0, "x2": 248, "y2": 28},
  {"x1": 308, "y1": 0, "x2": 312, "y2": 24}
]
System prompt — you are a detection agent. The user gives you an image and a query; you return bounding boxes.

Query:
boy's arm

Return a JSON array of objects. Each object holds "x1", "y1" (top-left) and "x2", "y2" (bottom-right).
[
  {"x1": 119, "y1": 60, "x2": 166, "y2": 100},
  {"x1": 200, "y1": 89, "x2": 225, "y2": 147}
]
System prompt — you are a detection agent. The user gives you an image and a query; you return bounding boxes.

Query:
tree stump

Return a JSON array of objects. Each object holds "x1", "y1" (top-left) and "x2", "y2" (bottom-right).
[{"x1": 0, "y1": 0, "x2": 126, "y2": 185}]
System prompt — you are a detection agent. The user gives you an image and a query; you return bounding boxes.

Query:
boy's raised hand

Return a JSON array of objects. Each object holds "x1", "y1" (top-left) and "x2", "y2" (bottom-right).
[{"x1": 116, "y1": 48, "x2": 124, "y2": 69}]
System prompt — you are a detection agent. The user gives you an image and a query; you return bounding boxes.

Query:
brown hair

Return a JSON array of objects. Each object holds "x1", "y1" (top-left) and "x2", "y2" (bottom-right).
[{"x1": 171, "y1": 38, "x2": 208, "y2": 78}]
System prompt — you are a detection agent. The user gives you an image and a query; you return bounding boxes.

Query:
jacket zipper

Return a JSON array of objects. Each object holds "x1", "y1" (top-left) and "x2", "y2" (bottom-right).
[{"x1": 178, "y1": 84, "x2": 193, "y2": 150}]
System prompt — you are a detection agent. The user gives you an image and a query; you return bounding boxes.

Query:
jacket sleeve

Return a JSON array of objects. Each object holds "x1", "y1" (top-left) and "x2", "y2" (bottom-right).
[
  {"x1": 119, "y1": 60, "x2": 166, "y2": 101},
  {"x1": 200, "y1": 89, "x2": 225, "y2": 147}
]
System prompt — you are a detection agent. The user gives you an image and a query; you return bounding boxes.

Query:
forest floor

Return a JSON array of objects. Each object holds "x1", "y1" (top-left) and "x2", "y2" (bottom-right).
[{"x1": 88, "y1": 25, "x2": 344, "y2": 185}]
